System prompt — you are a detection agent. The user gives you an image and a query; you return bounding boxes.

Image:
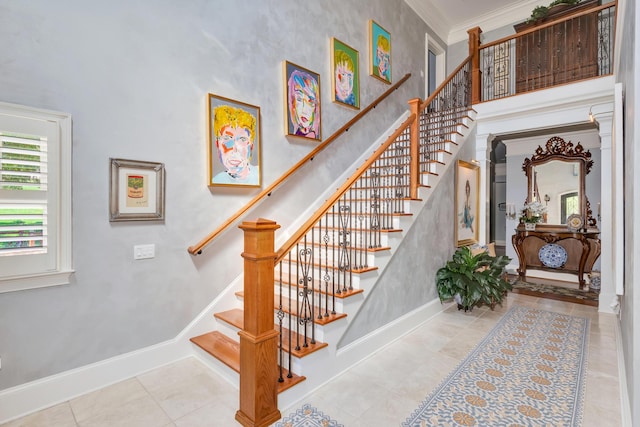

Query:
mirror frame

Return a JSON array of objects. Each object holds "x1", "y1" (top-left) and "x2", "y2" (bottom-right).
[{"x1": 522, "y1": 136, "x2": 595, "y2": 229}]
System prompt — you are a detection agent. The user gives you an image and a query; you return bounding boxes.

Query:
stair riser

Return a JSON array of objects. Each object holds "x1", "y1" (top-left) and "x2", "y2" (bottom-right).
[
  {"x1": 279, "y1": 249, "x2": 378, "y2": 270},
  {"x1": 281, "y1": 232, "x2": 395, "y2": 256}
]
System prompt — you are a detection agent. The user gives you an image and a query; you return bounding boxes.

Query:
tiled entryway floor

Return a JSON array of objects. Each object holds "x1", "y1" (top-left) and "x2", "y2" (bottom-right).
[{"x1": 1, "y1": 293, "x2": 622, "y2": 426}]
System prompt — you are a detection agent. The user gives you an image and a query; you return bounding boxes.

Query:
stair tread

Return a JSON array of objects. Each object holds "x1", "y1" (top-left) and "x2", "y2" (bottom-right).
[
  {"x1": 214, "y1": 309, "x2": 330, "y2": 358},
  {"x1": 191, "y1": 331, "x2": 240, "y2": 372},
  {"x1": 232, "y1": 293, "x2": 347, "y2": 326},
  {"x1": 271, "y1": 281, "x2": 365, "y2": 298},
  {"x1": 190, "y1": 331, "x2": 305, "y2": 393}
]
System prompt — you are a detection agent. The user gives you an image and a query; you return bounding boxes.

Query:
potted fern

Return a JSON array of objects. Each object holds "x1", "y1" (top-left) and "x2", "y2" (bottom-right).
[{"x1": 436, "y1": 246, "x2": 512, "y2": 311}]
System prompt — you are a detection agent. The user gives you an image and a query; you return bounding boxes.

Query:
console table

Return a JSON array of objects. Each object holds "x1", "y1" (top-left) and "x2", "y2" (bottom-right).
[{"x1": 512, "y1": 225, "x2": 600, "y2": 289}]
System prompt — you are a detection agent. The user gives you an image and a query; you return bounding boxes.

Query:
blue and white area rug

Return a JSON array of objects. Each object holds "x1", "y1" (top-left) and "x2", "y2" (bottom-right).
[
  {"x1": 275, "y1": 403, "x2": 344, "y2": 427},
  {"x1": 403, "y1": 306, "x2": 590, "y2": 426}
]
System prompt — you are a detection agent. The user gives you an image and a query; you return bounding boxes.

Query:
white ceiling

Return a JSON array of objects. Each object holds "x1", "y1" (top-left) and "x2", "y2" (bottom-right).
[{"x1": 405, "y1": 0, "x2": 548, "y2": 44}]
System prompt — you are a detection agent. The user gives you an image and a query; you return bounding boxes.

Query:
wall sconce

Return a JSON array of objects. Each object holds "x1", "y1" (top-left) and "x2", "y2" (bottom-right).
[
  {"x1": 505, "y1": 203, "x2": 517, "y2": 220},
  {"x1": 544, "y1": 194, "x2": 550, "y2": 205}
]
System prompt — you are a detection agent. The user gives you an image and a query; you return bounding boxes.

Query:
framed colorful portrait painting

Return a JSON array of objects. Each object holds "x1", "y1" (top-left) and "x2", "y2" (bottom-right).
[
  {"x1": 369, "y1": 20, "x2": 391, "y2": 84},
  {"x1": 331, "y1": 37, "x2": 360, "y2": 109},
  {"x1": 455, "y1": 160, "x2": 479, "y2": 247},
  {"x1": 207, "y1": 94, "x2": 261, "y2": 187},
  {"x1": 283, "y1": 61, "x2": 321, "y2": 141}
]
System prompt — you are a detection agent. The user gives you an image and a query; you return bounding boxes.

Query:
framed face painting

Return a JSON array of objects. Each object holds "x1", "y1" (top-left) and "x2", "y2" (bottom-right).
[
  {"x1": 207, "y1": 94, "x2": 261, "y2": 187},
  {"x1": 369, "y1": 20, "x2": 391, "y2": 84},
  {"x1": 331, "y1": 37, "x2": 360, "y2": 109},
  {"x1": 284, "y1": 61, "x2": 321, "y2": 141},
  {"x1": 455, "y1": 160, "x2": 479, "y2": 247}
]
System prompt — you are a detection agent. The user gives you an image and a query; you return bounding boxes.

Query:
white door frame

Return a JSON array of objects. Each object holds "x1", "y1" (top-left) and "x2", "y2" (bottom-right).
[{"x1": 425, "y1": 33, "x2": 446, "y2": 100}]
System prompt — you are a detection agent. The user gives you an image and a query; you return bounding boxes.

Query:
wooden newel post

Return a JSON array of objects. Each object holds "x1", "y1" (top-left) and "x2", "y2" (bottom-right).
[
  {"x1": 467, "y1": 26, "x2": 482, "y2": 105},
  {"x1": 408, "y1": 98, "x2": 421, "y2": 200},
  {"x1": 235, "y1": 218, "x2": 282, "y2": 427}
]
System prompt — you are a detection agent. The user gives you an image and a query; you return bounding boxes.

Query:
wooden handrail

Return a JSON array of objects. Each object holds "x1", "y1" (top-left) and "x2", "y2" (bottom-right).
[
  {"x1": 419, "y1": 56, "x2": 472, "y2": 112},
  {"x1": 188, "y1": 72, "x2": 412, "y2": 255},
  {"x1": 479, "y1": 2, "x2": 615, "y2": 50},
  {"x1": 275, "y1": 113, "x2": 416, "y2": 263}
]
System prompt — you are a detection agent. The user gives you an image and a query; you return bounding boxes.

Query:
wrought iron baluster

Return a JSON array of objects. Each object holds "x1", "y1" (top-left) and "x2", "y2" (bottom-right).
[
  {"x1": 322, "y1": 214, "x2": 330, "y2": 318},
  {"x1": 277, "y1": 262, "x2": 285, "y2": 383},
  {"x1": 338, "y1": 195, "x2": 351, "y2": 293},
  {"x1": 370, "y1": 169, "x2": 381, "y2": 249},
  {"x1": 287, "y1": 252, "x2": 293, "y2": 378},
  {"x1": 297, "y1": 239, "x2": 313, "y2": 349},
  {"x1": 331, "y1": 205, "x2": 336, "y2": 314}
]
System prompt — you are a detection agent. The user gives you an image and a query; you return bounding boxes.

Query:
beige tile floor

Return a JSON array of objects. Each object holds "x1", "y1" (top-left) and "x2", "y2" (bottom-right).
[{"x1": 1, "y1": 293, "x2": 622, "y2": 427}]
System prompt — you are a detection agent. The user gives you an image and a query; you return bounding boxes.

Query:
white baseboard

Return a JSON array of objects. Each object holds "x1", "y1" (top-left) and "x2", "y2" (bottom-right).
[
  {"x1": 615, "y1": 317, "x2": 633, "y2": 426},
  {"x1": 0, "y1": 338, "x2": 190, "y2": 424}
]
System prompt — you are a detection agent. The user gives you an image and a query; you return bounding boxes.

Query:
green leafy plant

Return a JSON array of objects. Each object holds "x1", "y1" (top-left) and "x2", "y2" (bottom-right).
[
  {"x1": 528, "y1": 0, "x2": 581, "y2": 22},
  {"x1": 436, "y1": 246, "x2": 512, "y2": 311},
  {"x1": 529, "y1": 5, "x2": 549, "y2": 22}
]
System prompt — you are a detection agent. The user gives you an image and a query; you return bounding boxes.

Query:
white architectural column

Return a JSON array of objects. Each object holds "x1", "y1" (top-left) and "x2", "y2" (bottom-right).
[
  {"x1": 475, "y1": 133, "x2": 494, "y2": 245},
  {"x1": 594, "y1": 109, "x2": 615, "y2": 313}
]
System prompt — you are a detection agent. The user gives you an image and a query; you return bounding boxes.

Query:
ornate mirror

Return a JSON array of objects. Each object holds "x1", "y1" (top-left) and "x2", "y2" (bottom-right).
[{"x1": 522, "y1": 136, "x2": 595, "y2": 229}]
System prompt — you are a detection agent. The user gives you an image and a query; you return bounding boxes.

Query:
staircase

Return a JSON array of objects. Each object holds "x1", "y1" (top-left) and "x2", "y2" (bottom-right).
[{"x1": 189, "y1": 97, "x2": 477, "y2": 411}]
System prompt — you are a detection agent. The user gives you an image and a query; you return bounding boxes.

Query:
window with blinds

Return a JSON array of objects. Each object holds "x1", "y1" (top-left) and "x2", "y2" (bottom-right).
[
  {"x1": 0, "y1": 102, "x2": 72, "y2": 292},
  {"x1": 0, "y1": 132, "x2": 48, "y2": 256}
]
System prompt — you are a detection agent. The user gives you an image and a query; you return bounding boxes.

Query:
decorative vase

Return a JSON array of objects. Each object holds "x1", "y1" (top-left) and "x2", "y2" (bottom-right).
[{"x1": 525, "y1": 222, "x2": 536, "y2": 231}]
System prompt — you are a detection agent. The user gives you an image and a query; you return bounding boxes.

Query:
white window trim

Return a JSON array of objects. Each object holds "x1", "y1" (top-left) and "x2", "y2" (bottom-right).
[{"x1": 0, "y1": 101, "x2": 73, "y2": 293}]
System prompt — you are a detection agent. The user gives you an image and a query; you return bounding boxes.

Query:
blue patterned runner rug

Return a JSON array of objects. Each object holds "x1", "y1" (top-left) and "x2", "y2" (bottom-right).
[
  {"x1": 275, "y1": 403, "x2": 344, "y2": 427},
  {"x1": 403, "y1": 306, "x2": 590, "y2": 426}
]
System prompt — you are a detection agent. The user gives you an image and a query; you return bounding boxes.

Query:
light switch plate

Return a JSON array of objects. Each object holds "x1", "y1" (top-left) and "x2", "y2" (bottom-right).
[{"x1": 134, "y1": 244, "x2": 155, "y2": 260}]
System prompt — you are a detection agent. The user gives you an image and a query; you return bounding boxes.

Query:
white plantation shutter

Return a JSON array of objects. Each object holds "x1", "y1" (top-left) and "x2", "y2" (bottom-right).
[
  {"x1": 0, "y1": 133, "x2": 48, "y2": 256},
  {"x1": 0, "y1": 102, "x2": 72, "y2": 292}
]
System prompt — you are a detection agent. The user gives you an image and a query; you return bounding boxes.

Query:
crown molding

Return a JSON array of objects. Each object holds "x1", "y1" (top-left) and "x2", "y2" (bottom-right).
[
  {"x1": 406, "y1": 0, "x2": 549, "y2": 46},
  {"x1": 404, "y1": 0, "x2": 451, "y2": 44},
  {"x1": 447, "y1": 0, "x2": 547, "y2": 44}
]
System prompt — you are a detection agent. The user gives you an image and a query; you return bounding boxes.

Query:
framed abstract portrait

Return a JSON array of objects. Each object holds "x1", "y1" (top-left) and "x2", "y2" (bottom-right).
[
  {"x1": 109, "y1": 158, "x2": 165, "y2": 222},
  {"x1": 369, "y1": 20, "x2": 391, "y2": 84},
  {"x1": 455, "y1": 160, "x2": 479, "y2": 247},
  {"x1": 207, "y1": 94, "x2": 261, "y2": 187},
  {"x1": 283, "y1": 61, "x2": 321, "y2": 141},
  {"x1": 331, "y1": 37, "x2": 360, "y2": 109}
]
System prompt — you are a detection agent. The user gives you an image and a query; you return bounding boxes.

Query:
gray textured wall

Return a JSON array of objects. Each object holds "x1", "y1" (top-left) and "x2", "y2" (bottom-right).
[
  {"x1": 339, "y1": 128, "x2": 478, "y2": 346},
  {"x1": 0, "y1": 0, "x2": 434, "y2": 390}
]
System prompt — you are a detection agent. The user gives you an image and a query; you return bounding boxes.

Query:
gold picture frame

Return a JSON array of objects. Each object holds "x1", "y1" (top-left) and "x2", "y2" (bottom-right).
[
  {"x1": 368, "y1": 20, "x2": 391, "y2": 84},
  {"x1": 331, "y1": 37, "x2": 360, "y2": 109},
  {"x1": 109, "y1": 158, "x2": 165, "y2": 222},
  {"x1": 208, "y1": 94, "x2": 261, "y2": 187},
  {"x1": 283, "y1": 60, "x2": 322, "y2": 141},
  {"x1": 455, "y1": 160, "x2": 479, "y2": 246}
]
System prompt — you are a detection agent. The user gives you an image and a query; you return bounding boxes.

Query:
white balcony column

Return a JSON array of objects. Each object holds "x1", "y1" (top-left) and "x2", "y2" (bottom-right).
[
  {"x1": 595, "y1": 109, "x2": 615, "y2": 313},
  {"x1": 475, "y1": 133, "x2": 495, "y2": 245}
]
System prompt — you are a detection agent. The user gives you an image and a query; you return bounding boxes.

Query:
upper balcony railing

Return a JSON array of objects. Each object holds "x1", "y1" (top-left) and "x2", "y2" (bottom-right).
[{"x1": 473, "y1": 0, "x2": 616, "y2": 103}]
